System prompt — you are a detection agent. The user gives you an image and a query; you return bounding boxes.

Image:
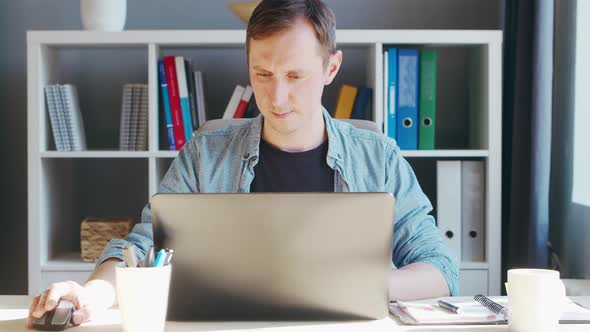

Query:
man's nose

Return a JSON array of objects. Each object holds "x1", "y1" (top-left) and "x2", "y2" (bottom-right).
[{"x1": 269, "y1": 79, "x2": 289, "y2": 108}]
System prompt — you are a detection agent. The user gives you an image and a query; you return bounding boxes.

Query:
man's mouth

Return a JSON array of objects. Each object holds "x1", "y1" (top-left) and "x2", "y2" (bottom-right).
[{"x1": 272, "y1": 111, "x2": 292, "y2": 119}]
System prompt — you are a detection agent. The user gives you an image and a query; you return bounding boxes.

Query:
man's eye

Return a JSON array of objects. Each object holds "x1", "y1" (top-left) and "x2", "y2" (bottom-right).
[
  {"x1": 288, "y1": 76, "x2": 300, "y2": 79},
  {"x1": 257, "y1": 72, "x2": 271, "y2": 77}
]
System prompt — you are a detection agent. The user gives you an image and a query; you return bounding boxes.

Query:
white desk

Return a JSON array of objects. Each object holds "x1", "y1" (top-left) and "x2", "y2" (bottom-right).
[{"x1": 1, "y1": 296, "x2": 589, "y2": 331}]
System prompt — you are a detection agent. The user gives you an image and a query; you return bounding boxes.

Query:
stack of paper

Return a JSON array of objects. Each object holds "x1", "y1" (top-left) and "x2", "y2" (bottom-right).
[
  {"x1": 390, "y1": 297, "x2": 590, "y2": 325},
  {"x1": 119, "y1": 83, "x2": 148, "y2": 151},
  {"x1": 391, "y1": 300, "x2": 504, "y2": 325}
]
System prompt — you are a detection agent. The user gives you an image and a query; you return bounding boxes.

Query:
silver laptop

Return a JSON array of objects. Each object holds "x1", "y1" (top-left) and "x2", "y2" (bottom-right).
[{"x1": 151, "y1": 193, "x2": 395, "y2": 321}]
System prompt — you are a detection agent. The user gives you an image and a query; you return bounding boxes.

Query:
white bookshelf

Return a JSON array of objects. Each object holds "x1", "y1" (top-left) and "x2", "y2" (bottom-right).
[{"x1": 27, "y1": 30, "x2": 502, "y2": 296}]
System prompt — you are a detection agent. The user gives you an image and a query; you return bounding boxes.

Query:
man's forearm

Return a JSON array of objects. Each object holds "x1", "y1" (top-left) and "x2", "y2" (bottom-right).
[
  {"x1": 83, "y1": 258, "x2": 123, "y2": 309},
  {"x1": 388, "y1": 262, "x2": 450, "y2": 301}
]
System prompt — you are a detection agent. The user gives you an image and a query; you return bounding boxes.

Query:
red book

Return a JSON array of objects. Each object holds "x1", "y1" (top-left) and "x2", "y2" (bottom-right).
[
  {"x1": 163, "y1": 56, "x2": 186, "y2": 149},
  {"x1": 233, "y1": 85, "x2": 253, "y2": 119}
]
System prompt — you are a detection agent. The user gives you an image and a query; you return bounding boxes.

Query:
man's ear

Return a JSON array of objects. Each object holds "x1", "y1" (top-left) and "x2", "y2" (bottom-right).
[{"x1": 324, "y1": 50, "x2": 343, "y2": 86}]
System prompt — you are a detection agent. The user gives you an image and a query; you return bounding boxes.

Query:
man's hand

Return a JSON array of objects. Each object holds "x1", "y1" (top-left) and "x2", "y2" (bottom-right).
[
  {"x1": 27, "y1": 281, "x2": 96, "y2": 328},
  {"x1": 26, "y1": 258, "x2": 121, "y2": 329}
]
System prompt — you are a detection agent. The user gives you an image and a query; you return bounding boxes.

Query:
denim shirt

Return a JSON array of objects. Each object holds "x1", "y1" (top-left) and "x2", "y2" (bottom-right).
[{"x1": 97, "y1": 108, "x2": 459, "y2": 296}]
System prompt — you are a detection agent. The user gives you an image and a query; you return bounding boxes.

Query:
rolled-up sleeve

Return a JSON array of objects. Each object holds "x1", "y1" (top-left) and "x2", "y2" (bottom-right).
[
  {"x1": 95, "y1": 141, "x2": 201, "y2": 269},
  {"x1": 385, "y1": 146, "x2": 459, "y2": 296}
]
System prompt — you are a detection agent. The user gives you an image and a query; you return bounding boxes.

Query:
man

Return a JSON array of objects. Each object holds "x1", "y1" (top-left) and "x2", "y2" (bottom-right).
[{"x1": 28, "y1": 0, "x2": 458, "y2": 327}]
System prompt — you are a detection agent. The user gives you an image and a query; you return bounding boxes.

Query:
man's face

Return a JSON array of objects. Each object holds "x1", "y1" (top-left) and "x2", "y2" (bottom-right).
[{"x1": 248, "y1": 18, "x2": 341, "y2": 136}]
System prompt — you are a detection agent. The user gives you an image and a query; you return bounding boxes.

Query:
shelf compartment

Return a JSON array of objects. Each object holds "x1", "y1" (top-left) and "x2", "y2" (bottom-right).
[
  {"x1": 38, "y1": 45, "x2": 149, "y2": 152},
  {"x1": 40, "y1": 158, "x2": 149, "y2": 267},
  {"x1": 380, "y1": 44, "x2": 491, "y2": 150}
]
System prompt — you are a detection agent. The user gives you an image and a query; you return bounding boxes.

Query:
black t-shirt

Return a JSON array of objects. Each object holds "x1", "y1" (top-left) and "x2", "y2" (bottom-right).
[{"x1": 250, "y1": 138, "x2": 335, "y2": 192}]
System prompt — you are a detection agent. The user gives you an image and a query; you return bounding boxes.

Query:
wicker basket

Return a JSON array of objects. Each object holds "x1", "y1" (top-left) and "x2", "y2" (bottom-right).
[{"x1": 80, "y1": 217, "x2": 133, "y2": 263}]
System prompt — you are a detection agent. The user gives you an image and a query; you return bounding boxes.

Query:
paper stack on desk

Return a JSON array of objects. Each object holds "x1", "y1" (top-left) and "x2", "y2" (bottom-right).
[{"x1": 390, "y1": 297, "x2": 590, "y2": 325}]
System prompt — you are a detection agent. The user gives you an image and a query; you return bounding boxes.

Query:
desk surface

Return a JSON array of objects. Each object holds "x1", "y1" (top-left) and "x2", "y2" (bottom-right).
[{"x1": 1, "y1": 296, "x2": 589, "y2": 331}]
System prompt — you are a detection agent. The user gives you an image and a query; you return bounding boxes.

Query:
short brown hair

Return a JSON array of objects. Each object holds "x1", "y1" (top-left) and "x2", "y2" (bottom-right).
[{"x1": 246, "y1": 0, "x2": 337, "y2": 66}]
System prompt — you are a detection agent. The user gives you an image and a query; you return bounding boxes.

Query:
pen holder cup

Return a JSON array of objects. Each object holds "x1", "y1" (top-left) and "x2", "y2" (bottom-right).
[{"x1": 115, "y1": 262, "x2": 171, "y2": 332}]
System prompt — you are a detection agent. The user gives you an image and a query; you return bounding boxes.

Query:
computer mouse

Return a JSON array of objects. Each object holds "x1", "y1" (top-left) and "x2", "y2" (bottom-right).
[{"x1": 32, "y1": 300, "x2": 74, "y2": 331}]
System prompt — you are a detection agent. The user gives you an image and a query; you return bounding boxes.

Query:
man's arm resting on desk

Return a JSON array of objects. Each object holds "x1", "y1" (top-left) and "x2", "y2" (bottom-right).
[
  {"x1": 83, "y1": 258, "x2": 122, "y2": 309},
  {"x1": 389, "y1": 262, "x2": 450, "y2": 301}
]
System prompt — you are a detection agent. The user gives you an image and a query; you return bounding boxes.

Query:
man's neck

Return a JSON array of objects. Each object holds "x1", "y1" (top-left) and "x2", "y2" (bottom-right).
[{"x1": 261, "y1": 111, "x2": 327, "y2": 153}]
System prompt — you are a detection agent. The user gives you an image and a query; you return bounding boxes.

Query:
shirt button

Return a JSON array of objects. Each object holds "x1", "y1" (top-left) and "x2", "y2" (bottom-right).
[{"x1": 243, "y1": 153, "x2": 250, "y2": 159}]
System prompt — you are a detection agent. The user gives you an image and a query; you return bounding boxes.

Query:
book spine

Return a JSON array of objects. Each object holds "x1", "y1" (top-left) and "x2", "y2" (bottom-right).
[
  {"x1": 436, "y1": 160, "x2": 462, "y2": 262},
  {"x1": 461, "y1": 160, "x2": 485, "y2": 262},
  {"x1": 223, "y1": 85, "x2": 245, "y2": 119},
  {"x1": 164, "y1": 56, "x2": 186, "y2": 150},
  {"x1": 194, "y1": 71, "x2": 207, "y2": 125},
  {"x1": 387, "y1": 48, "x2": 397, "y2": 140},
  {"x1": 64, "y1": 84, "x2": 87, "y2": 150},
  {"x1": 56, "y1": 85, "x2": 72, "y2": 151},
  {"x1": 233, "y1": 85, "x2": 253, "y2": 118},
  {"x1": 175, "y1": 56, "x2": 194, "y2": 142},
  {"x1": 45, "y1": 85, "x2": 64, "y2": 151},
  {"x1": 334, "y1": 84, "x2": 358, "y2": 119},
  {"x1": 120, "y1": 84, "x2": 132, "y2": 150},
  {"x1": 350, "y1": 86, "x2": 371, "y2": 120},
  {"x1": 419, "y1": 50, "x2": 437, "y2": 150},
  {"x1": 130, "y1": 85, "x2": 139, "y2": 150},
  {"x1": 243, "y1": 94, "x2": 259, "y2": 118},
  {"x1": 158, "y1": 61, "x2": 176, "y2": 150},
  {"x1": 396, "y1": 49, "x2": 419, "y2": 150},
  {"x1": 185, "y1": 59, "x2": 199, "y2": 130},
  {"x1": 138, "y1": 85, "x2": 149, "y2": 150}
]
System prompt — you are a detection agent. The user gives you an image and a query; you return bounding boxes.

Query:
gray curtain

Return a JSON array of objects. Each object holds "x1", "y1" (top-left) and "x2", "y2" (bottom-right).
[{"x1": 502, "y1": 0, "x2": 555, "y2": 282}]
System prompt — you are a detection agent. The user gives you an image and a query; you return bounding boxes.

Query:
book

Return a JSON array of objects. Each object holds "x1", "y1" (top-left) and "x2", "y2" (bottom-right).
[
  {"x1": 382, "y1": 49, "x2": 388, "y2": 135},
  {"x1": 194, "y1": 71, "x2": 208, "y2": 125},
  {"x1": 418, "y1": 49, "x2": 437, "y2": 150},
  {"x1": 175, "y1": 56, "x2": 194, "y2": 142},
  {"x1": 119, "y1": 84, "x2": 133, "y2": 150},
  {"x1": 119, "y1": 84, "x2": 148, "y2": 151},
  {"x1": 61, "y1": 84, "x2": 87, "y2": 151},
  {"x1": 233, "y1": 85, "x2": 253, "y2": 118},
  {"x1": 45, "y1": 85, "x2": 65, "y2": 151},
  {"x1": 136, "y1": 85, "x2": 149, "y2": 150},
  {"x1": 45, "y1": 84, "x2": 88, "y2": 151},
  {"x1": 158, "y1": 60, "x2": 176, "y2": 150},
  {"x1": 350, "y1": 85, "x2": 372, "y2": 120},
  {"x1": 396, "y1": 49, "x2": 419, "y2": 150},
  {"x1": 333, "y1": 84, "x2": 358, "y2": 119},
  {"x1": 223, "y1": 85, "x2": 245, "y2": 119},
  {"x1": 163, "y1": 56, "x2": 186, "y2": 150},
  {"x1": 129, "y1": 85, "x2": 140, "y2": 150},
  {"x1": 436, "y1": 160, "x2": 462, "y2": 261},
  {"x1": 387, "y1": 48, "x2": 397, "y2": 140},
  {"x1": 461, "y1": 160, "x2": 485, "y2": 262},
  {"x1": 390, "y1": 297, "x2": 590, "y2": 325},
  {"x1": 55, "y1": 84, "x2": 72, "y2": 151},
  {"x1": 184, "y1": 59, "x2": 199, "y2": 130},
  {"x1": 243, "y1": 94, "x2": 259, "y2": 118}
]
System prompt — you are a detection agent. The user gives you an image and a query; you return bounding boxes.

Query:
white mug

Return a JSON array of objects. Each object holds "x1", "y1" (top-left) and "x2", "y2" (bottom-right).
[
  {"x1": 506, "y1": 269, "x2": 566, "y2": 332},
  {"x1": 80, "y1": 0, "x2": 127, "y2": 31}
]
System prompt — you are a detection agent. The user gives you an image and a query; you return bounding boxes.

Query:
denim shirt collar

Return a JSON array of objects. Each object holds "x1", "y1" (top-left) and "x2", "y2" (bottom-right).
[{"x1": 241, "y1": 106, "x2": 344, "y2": 169}]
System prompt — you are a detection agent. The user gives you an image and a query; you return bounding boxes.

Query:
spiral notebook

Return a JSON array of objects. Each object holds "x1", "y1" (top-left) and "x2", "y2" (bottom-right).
[{"x1": 390, "y1": 295, "x2": 590, "y2": 325}]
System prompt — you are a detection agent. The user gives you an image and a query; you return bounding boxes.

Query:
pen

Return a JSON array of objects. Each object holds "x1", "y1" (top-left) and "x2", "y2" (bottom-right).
[
  {"x1": 437, "y1": 300, "x2": 460, "y2": 314},
  {"x1": 143, "y1": 246, "x2": 155, "y2": 267},
  {"x1": 123, "y1": 245, "x2": 138, "y2": 268},
  {"x1": 164, "y1": 249, "x2": 174, "y2": 266},
  {"x1": 153, "y1": 249, "x2": 166, "y2": 267}
]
